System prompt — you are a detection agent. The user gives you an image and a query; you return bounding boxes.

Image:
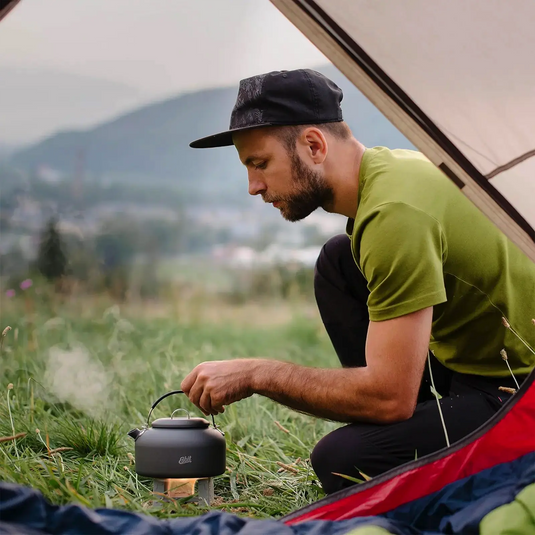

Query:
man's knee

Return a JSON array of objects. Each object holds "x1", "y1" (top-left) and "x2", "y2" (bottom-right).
[
  {"x1": 314, "y1": 234, "x2": 368, "y2": 306},
  {"x1": 315, "y1": 234, "x2": 352, "y2": 278},
  {"x1": 311, "y1": 425, "x2": 374, "y2": 495},
  {"x1": 314, "y1": 234, "x2": 353, "y2": 298}
]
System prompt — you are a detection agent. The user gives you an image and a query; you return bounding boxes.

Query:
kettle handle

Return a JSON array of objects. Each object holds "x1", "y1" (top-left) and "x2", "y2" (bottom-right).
[{"x1": 146, "y1": 390, "x2": 219, "y2": 431}]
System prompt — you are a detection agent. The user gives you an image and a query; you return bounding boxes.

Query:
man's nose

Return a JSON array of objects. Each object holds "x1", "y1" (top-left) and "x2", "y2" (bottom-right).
[{"x1": 248, "y1": 172, "x2": 266, "y2": 196}]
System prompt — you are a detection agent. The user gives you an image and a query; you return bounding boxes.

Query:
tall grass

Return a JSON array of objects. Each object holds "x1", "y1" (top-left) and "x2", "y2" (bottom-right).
[{"x1": 0, "y1": 294, "x2": 338, "y2": 518}]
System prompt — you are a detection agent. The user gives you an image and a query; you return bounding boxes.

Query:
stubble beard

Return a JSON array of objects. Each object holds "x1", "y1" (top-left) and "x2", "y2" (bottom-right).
[{"x1": 273, "y1": 151, "x2": 335, "y2": 223}]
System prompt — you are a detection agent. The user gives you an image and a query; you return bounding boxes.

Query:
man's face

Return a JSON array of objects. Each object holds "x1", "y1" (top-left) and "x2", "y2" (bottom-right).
[{"x1": 234, "y1": 128, "x2": 334, "y2": 222}]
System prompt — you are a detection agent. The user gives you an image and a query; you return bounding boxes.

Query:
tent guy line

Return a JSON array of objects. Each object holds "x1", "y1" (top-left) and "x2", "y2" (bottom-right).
[{"x1": 486, "y1": 148, "x2": 535, "y2": 179}]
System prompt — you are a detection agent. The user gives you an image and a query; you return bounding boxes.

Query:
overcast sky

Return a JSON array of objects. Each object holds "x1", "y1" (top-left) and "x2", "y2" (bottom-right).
[{"x1": 0, "y1": 0, "x2": 328, "y2": 96}]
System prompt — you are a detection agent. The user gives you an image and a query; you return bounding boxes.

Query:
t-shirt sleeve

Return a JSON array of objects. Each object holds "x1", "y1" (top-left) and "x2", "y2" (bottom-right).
[{"x1": 357, "y1": 202, "x2": 448, "y2": 321}]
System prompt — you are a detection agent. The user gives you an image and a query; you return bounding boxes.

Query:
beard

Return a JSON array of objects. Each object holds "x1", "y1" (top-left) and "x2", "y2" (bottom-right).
[{"x1": 265, "y1": 151, "x2": 334, "y2": 222}]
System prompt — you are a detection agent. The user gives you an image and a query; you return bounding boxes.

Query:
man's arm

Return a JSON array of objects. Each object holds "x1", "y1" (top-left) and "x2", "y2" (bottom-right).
[{"x1": 181, "y1": 306, "x2": 433, "y2": 424}]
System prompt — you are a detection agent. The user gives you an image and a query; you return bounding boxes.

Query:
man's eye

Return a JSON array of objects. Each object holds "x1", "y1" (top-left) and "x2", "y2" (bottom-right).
[{"x1": 255, "y1": 162, "x2": 267, "y2": 170}]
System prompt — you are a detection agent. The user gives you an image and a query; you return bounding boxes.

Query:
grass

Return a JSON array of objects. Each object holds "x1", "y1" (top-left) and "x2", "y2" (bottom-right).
[{"x1": 0, "y1": 292, "x2": 341, "y2": 519}]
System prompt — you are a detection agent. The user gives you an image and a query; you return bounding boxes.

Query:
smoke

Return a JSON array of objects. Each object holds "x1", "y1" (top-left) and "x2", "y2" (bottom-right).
[{"x1": 44, "y1": 344, "x2": 113, "y2": 418}]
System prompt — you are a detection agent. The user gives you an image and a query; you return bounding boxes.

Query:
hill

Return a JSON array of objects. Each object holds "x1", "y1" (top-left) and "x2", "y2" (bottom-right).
[{"x1": 9, "y1": 65, "x2": 413, "y2": 187}]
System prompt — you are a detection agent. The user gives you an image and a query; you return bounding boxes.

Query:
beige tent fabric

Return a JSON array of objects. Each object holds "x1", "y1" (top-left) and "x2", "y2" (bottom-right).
[
  {"x1": 314, "y1": 0, "x2": 535, "y2": 224},
  {"x1": 0, "y1": 0, "x2": 21, "y2": 22},
  {"x1": 271, "y1": 0, "x2": 535, "y2": 261},
  {"x1": 314, "y1": 1, "x2": 534, "y2": 171},
  {"x1": 492, "y1": 160, "x2": 535, "y2": 229}
]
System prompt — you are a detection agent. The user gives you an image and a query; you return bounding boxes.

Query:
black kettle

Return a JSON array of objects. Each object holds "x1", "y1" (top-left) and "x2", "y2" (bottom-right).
[{"x1": 128, "y1": 390, "x2": 226, "y2": 479}]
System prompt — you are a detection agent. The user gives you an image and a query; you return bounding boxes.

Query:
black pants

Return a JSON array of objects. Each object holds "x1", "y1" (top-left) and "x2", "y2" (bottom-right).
[{"x1": 311, "y1": 234, "x2": 522, "y2": 495}]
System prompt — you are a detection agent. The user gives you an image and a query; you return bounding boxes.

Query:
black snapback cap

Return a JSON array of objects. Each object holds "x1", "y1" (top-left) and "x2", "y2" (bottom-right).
[{"x1": 189, "y1": 69, "x2": 344, "y2": 149}]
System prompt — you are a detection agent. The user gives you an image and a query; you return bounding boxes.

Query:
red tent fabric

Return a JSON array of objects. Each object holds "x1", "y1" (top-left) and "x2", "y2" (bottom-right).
[{"x1": 284, "y1": 369, "x2": 535, "y2": 523}]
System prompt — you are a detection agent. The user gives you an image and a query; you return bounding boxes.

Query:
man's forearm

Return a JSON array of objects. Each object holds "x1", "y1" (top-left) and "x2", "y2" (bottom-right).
[
  {"x1": 250, "y1": 359, "x2": 412, "y2": 423},
  {"x1": 182, "y1": 309, "x2": 430, "y2": 419}
]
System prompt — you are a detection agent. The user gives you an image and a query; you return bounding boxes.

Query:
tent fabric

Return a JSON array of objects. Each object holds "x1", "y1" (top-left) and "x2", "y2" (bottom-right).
[
  {"x1": 0, "y1": 482, "x2": 406, "y2": 534},
  {"x1": 270, "y1": 0, "x2": 535, "y2": 263},
  {"x1": 1, "y1": 452, "x2": 534, "y2": 534},
  {"x1": 0, "y1": 0, "x2": 21, "y2": 23},
  {"x1": 308, "y1": 1, "x2": 535, "y2": 183},
  {"x1": 381, "y1": 452, "x2": 535, "y2": 534}
]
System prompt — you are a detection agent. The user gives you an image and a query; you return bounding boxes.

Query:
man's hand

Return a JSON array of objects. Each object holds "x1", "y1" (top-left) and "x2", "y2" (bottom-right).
[{"x1": 181, "y1": 359, "x2": 260, "y2": 415}]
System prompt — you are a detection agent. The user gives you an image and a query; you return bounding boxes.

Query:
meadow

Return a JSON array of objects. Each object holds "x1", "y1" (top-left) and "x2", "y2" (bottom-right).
[{"x1": 0, "y1": 286, "x2": 343, "y2": 519}]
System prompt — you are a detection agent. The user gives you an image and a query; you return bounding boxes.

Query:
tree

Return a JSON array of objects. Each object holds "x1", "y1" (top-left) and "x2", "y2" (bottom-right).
[
  {"x1": 94, "y1": 218, "x2": 139, "y2": 301},
  {"x1": 36, "y1": 217, "x2": 68, "y2": 281}
]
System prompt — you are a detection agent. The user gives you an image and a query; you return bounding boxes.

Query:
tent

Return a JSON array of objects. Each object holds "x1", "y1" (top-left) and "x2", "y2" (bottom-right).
[{"x1": 1, "y1": 0, "x2": 534, "y2": 533}]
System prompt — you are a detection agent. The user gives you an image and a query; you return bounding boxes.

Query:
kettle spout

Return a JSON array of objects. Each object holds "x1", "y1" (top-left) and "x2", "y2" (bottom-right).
[{"x1": 128, "y1": 428, "x2": 142, "y2": 440}]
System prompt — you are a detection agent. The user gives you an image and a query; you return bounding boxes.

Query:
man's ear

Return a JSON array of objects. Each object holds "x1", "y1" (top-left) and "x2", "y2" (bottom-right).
[{"x1": 300, "y1": 127, "x2": 328, "y2": 164}]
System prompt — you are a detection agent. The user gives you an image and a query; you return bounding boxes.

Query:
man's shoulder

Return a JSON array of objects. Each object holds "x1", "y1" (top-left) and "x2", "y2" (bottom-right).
[
  {"x1": 357, "y1": 146, "x2": 461, "y2": 221},
  {"x1": 362, "y1": 146, "x2": 435, "y2": 173},
  {"x1": 361, "y1": 147, "x2": 447, "y2": 192}
]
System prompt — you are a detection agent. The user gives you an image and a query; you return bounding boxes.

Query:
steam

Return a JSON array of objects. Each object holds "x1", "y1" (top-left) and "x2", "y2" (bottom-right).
[{"x1": 44, "y1": 344, "x2": 113, "y2": 418}]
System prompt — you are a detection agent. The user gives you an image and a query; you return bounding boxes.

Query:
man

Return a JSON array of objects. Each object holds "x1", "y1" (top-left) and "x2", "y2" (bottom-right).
[{"x1": 182, "y1": 69, "x2": 535, "y2": 494}]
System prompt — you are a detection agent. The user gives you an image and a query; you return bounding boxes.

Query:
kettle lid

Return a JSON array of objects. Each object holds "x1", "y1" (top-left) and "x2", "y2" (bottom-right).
[{"x1": 151, "y1": 417, "x2": 210, "y2": 429}]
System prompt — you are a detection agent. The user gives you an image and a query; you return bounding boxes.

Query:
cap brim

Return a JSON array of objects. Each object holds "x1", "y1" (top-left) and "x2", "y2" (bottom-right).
[{"x1": 189, "y1": 123, "x2": 273, "y2": 149}]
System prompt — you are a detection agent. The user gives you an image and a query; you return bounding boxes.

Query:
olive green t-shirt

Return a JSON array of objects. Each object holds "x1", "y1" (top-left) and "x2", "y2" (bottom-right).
[{"x1": 347, "y1": 147, "x2": 535, "y2": 377}]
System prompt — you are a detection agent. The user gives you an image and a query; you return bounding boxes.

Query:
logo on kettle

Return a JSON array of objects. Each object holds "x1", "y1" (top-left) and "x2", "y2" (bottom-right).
[{"x1": 179, "y1": 455, "x2": 192, "y2": 465}]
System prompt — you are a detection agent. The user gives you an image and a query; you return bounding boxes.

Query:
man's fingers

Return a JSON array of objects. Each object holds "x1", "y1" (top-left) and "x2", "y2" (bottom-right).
[
  {"x1": 212, "y1": 403, "x2": 225, "y2": 415},
  {"x1": 181, "y1": 368, "x2": 198, "y2": 394},
  {"x1": 199, "y1": 390, "x2": 214, "y2": 416},
  {"x1": 187, "y1": 382, "x2": 204, "y2": 411}
]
